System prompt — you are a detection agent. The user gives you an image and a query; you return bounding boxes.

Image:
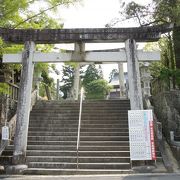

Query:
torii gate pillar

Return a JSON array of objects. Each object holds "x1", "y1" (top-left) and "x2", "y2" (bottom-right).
[
  {"x1": 72, "y1": 42, "x2": 85, "y2": 100},
  {"x1": 118, "y1": 63, "x2": 126, "y2": 97},
  {"x1": 125, "y1": 39, "x2": 143, "y2": 110},
  {"x1": 8, "y1": 41, "x2": 35, "y2": 173}
]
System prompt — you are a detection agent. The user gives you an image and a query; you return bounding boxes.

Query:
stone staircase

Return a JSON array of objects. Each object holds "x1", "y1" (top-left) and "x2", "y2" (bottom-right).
[
  {"x1": 25, "y1": 99, "x2": 131, "y2": 175},
  {"x1": 0, "y1": 99, "x2": 164, "y2": 174}
]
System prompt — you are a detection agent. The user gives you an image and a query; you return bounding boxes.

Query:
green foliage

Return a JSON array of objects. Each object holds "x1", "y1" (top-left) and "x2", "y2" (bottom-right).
[
  {"x1": 81, "y1": 64, "x2": 107, "y2": 99},
  {"x1": 60, "y1": 64, "x2": 75, "y2": 99},
  {"x1": 0, "y1": 0, "x2": 30, "y2": 27},
  {"x1": 159, "y1": 68, "x2": 180, "y2": 87},
  {"x1": 123, "y1": 1, "x2": 149, "y2": 26},
  {"x1": 85, "y1": 79, "x2": 112, "y2": 100},
  {"x1": 144, "y1": 42, "x2": 160, "y2": 51},
  {"x1": 153, "y1": 0, "x2": 180, "y2": 24},
  {"x1": 149, "y1": 62, "x2": 164, "y2": 78},
  {"x1": 0, "y1": 83, "x2": 9, "y2": 94},
  {"x1": 82, "y1": 64, "x2": 103, "y2": 88},
  {"x1": 60, "y1": 64, "x2": 105, "y2": 99},
  {"x1": 0, "y1": 0, "x2": 81, "y2": 28},
  {"x1": 0, "y1": 0, "x2": 81, "y2": 97},
  {"x1": 173, "y1": 69, "x2": 180, "y2": 87}
]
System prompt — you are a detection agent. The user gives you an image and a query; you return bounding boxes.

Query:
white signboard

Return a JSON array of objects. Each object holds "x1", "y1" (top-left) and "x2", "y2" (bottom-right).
[
  {"x1": 2, "y1": 126, "x2": 9, "y2": 140},
  {"x1": 128, "y1": 110, "x2": 156, "y2": 160}
]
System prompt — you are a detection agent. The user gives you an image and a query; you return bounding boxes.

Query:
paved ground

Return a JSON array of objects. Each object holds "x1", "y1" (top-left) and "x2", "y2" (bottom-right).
[{"x1": 0, "y1": 173, "x2": 180, "y2": 180}]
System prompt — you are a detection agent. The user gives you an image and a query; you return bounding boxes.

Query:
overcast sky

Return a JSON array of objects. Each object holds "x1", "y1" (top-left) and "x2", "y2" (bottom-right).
[
  {"x1": 51, "y1": 0, "x2": 152, "y2": 81},
  {"x1": 59, "y1": 0, "x2": 152, "y2": 28}
]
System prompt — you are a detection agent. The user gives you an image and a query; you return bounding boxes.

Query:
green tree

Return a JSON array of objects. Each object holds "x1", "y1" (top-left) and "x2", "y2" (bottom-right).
[
  {"x1": 81, "y1": 64, "x2": 111, "y2": 99},
  {"x1": 108, "y1": 0, "x2": 180, "y2": 89},
  {"x1": 60, "y1": 64, "x2": 75, "y2": 99},
  {"x1": 82, "y1": 64, "x2": 102, "y2": 88},
  {"x1": 85, "y1": 79, "x2": 112, "y2": 100},
  {"x1": 0, "y1": 0, "x2": 81, "y2": 95},
  {"x1": 0, "y1": 0, "x2": 81, "y2": 28}
]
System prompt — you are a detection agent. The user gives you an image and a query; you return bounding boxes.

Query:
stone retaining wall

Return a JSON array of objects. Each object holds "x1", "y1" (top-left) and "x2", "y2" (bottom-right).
[
  {"x1": 152, "y1": 90, "x2": 180, "y2": 163},
  {"x1": 152, "y1": 90, "x2": 180, "y2": 138}
]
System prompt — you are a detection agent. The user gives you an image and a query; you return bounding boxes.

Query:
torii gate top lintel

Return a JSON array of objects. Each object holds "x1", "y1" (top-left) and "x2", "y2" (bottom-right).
[{"x1": 0, "y1": 23, "x2": 173, "y2": 44}]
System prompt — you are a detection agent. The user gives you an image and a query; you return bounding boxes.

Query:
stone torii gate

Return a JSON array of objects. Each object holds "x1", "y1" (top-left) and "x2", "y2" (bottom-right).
[{"x1": 0, "y1": 24, "x2": 172, "y2": 173}]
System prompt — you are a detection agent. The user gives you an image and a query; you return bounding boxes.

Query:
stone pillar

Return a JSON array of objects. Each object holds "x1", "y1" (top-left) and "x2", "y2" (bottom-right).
[
  {"x1": 73, "y1": 64, "x2": 80, "y2": 100},
  {"x1": 8, "y1": 41, "x2": 35, "y2": 173},
  {"x1": 72, "y1": 43, "x2": 85, "y2": 100},
  {"x1": 125, "y1": 39, "x2": 143, "y2": 110},
  {"x1": 118, "y1": 63, "x2": 125, "y2": 97}
]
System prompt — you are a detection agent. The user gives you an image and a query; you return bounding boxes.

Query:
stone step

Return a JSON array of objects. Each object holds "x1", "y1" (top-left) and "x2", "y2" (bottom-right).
[
  {"x1": 35, "y1": 103, "x2": 130, "y2": 107},
  {"x1": 29, "y1": 119, "x2": 128, "y2": 123},
  {"x1": 30, "y1": 112, "x2": 128, "y2": 120},
  {"x1": 27, "y1": 162, "x2": 131, "y2": 169},
  {"x1": 23, "y1": 100, "x2": 132, "y2": 174},
  {"x1": 27, "y1": 136, "x2": 129, "y2": 141},
  {"x1": 28, "y1": 124, "x2": 128, "y2": 128},
  {"x1": 1, "y1": 151, "x2": 162, "y2": 160},
  {"x1": 27, "y1": 156, "x2": 130, "y2": 163},
  {"x1": 36, "y1": 103, "x2": 130, "y2": 106},
  {"x1": 36, "y1": 101, "x2": 130, "y2": 104},
  {"x1": 26, "y1": 150, "x2": 130, "y2": 157},
  {"x1": 26, "y1": 141, "x2": 130, "y2": 146},
  {"x1": 32, "y1": 108, "x2": 130, "y2": 112},
  {"x1": 23, "y1": 168, "x2": 133, "y2": 175},
  {"x1": 30, "y1": 111, "x2": 128, "y2": 115},
  {"x1": 29, "y1": 116, "x2": 128, "y2": 120},
  {"x1": 4, "y1": 143, "x2": 130, "y2": 151},
  {"x1": 36, "y1": 100, "x2": 130, "y2": 105},
  {"x1": 28, "y1": 127, "x2": 128, "y2": 132},
  {"x1": 34, "y1": 107, "x2": 130, "y2": 111},
  {"x1": 29, "y1": 121, "x2": 129, "y2": 126},
  {"x1": 0, "y1": 156, "x2": 12, "y2": 164},
  {"x1": 28, "y1": 132, "x2": 129, "y2": 136},
  {"x1": 26, "y1": 146, "x2": 130, "y2": 151}
]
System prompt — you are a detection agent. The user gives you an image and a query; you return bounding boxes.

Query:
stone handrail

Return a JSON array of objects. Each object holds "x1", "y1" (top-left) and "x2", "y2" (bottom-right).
[
  {"x1": 143, "y1": 96, "x2": 174, "y2": 172},
  {"x1": 0, "y1": 89, "x2": 38, "y2": 155}
]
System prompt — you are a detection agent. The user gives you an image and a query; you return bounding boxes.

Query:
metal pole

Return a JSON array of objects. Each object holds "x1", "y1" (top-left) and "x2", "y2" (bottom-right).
[
  {"x1": 56, "y1": 79, "x2": 60, "y2": 100},
  {"x1": 76, "y1": 87, "x2": 84, "y2": 169}
]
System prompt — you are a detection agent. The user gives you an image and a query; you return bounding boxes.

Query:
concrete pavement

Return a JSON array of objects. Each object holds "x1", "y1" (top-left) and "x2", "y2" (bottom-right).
[{"x1": 0, "y1": 173, "x2": 180, "y2": 180}]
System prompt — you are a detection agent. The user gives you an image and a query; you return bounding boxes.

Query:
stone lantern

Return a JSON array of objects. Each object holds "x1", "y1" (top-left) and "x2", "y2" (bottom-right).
[
  {"x1": 140, "y1": 62, "x2": 152, "y2": 97},
  {"x1": 33, "y1": 72, "x2": 43, "y2": 99}
]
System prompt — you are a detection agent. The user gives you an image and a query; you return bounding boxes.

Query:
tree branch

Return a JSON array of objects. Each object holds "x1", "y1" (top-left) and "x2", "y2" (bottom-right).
[{"x1": 13, "y1": 1, "x2": 72, "y2": 28}]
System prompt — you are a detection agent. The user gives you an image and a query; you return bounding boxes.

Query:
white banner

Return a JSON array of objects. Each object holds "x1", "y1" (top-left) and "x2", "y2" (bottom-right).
[{"x1": 128, "y1": 110, "x2": 156, "y2": 160}]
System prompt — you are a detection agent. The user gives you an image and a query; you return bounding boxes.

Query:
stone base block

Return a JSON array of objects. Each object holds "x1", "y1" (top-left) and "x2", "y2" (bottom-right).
[{"x1": 6, "y1": 164, "x2": 27, "y2": 174}]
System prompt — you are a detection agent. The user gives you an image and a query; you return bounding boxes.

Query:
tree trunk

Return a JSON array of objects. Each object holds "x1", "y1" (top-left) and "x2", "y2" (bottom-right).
[
  {"x1": 44, "y1": 85, "x2": 51, "y2": 100},
  {"x1": 168, "y1": 34, "x2": 176, "y2": 89},
  {"x1": 173, "y1": 26, "x2": 180, "y2": 69}
]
